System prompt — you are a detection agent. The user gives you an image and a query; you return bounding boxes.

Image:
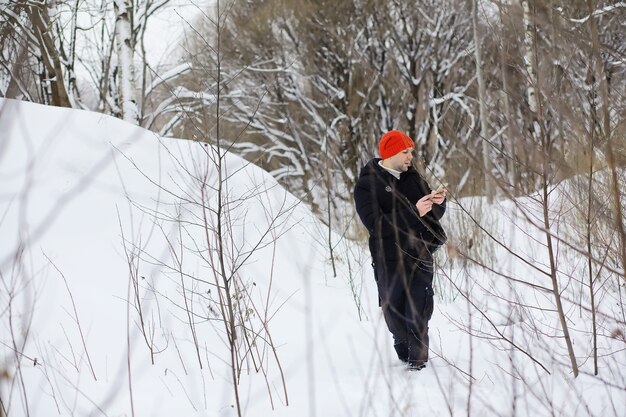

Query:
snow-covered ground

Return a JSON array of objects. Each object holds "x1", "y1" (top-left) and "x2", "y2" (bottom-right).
[{"x1": 1, "y1": 98, "x2": 624, "y2": 417}]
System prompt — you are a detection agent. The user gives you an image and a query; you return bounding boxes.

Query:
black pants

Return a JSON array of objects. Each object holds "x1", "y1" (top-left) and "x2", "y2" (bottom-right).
[{"x1": 375, "y1": 260, "x2": 435, "y2": 364}]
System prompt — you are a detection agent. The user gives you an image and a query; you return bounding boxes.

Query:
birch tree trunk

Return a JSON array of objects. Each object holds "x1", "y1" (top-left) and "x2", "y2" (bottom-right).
[
  {"x1": 114, "y1": 0, "x2": 140, "y2": 125},
  {"x1": 521, "y1": 0, "x2": 537, "y2": 115}
]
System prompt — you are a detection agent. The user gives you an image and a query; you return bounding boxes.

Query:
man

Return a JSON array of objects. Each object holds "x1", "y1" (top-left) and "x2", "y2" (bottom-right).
[{"x1": 354, "y1": 130, "x2": 447, "y2": 370}]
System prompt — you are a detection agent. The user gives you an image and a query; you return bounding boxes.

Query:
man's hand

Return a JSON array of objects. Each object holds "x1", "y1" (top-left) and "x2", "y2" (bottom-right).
[
  {"x1": 416, "y1": 194, "x2": 434, "y2": 217},
  {"x1": 416, "y1": 189, "x2": 447, "y2": 217}
]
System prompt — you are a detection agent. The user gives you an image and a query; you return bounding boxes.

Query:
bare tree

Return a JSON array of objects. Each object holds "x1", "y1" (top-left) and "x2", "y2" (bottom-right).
[{"x1": 0, "y1": 1, "x2": 73, "y2": 106}]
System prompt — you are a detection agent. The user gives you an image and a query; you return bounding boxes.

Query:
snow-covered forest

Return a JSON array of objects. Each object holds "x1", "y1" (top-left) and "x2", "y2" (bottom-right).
[
  {"x1": 1, "y1": 1, "x2": 626, "y2": 416},
  {"x1": 3, "y1": 1, "x2": 625, "y2": 212}
]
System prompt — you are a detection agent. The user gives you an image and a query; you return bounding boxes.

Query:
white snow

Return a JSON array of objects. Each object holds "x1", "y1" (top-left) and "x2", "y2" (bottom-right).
[{"x1": 1, "y1": 98, "x2": 624, "y2": 417}]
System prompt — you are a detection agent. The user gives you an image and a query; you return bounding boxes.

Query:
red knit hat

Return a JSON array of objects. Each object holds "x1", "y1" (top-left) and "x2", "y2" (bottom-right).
[{"x1": 378, "y1": 130, "x2": 414, "y2": 159}]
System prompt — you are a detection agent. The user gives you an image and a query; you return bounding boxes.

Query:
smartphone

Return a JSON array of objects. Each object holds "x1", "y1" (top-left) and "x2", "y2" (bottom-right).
[{"x1": 434, "y1": 183, "x2": 447, "y2": 194}]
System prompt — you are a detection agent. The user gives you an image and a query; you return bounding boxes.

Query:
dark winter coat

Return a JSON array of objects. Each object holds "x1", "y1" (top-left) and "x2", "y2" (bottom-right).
[{"x1": 354, "y1": 159, "x2": 447, "y2": 271}]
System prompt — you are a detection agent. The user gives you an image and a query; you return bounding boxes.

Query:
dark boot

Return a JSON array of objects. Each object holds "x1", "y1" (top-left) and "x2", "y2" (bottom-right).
[
  {"x1": 394, "y1": 340, "x2": 409, "y2": 362},
  {"x1": 407, "y1": 360, "x2": 427, "y2": 371}
]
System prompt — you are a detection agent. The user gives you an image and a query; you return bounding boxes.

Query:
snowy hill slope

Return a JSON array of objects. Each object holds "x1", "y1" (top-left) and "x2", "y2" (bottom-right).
[{"x1": 1, "y1": 99, "x2": 624, "y2": 417}]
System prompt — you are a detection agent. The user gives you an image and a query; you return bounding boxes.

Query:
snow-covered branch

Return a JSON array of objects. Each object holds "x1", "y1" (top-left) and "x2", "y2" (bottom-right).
[
  {"x1": 565, "y1": 2, "x2": 626, "y2": 24},
  {"x1": 145, "y1": 62, "x2": 193, "y2": 97}
]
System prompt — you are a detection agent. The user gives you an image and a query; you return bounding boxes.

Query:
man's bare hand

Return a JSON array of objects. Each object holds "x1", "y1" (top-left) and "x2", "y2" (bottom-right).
[
  {"x1": 417, "y1": 188, "x2": 447, "y2": 216},
  {"x1": 416, "y1": 194, "x2": 434, "y2": 217}
]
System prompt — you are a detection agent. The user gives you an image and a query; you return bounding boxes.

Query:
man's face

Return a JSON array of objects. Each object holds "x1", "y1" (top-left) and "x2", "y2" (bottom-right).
[{"x1": 386, "y1": 148, "x2": 414, "y2": 172}]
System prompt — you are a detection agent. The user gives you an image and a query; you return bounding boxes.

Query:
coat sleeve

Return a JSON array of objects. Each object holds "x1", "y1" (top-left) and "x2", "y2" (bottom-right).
[{"x1": 430, "y1": 198, "x2": 446, "y2": 220}]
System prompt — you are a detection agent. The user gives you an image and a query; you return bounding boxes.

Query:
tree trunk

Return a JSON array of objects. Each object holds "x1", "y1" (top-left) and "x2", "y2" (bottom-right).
[
  {"x1": 472, "y1": 0, "x2": 492, "y2": 200},
  {"x1": 28, "y1": 4, "x2": 71, "y2": 107},
  {"x1": 497, "y1": 5, "x2": 518, "y2": 191},
  {"x1": 114, "y1": 0, "x2": 140, "y2": 124},
  {"x1": 521, "y1": 0, "x2": 537, "y2": 114},
  {"x1": 4, "y1": 40, "x2": 29, "y2": 99}
]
